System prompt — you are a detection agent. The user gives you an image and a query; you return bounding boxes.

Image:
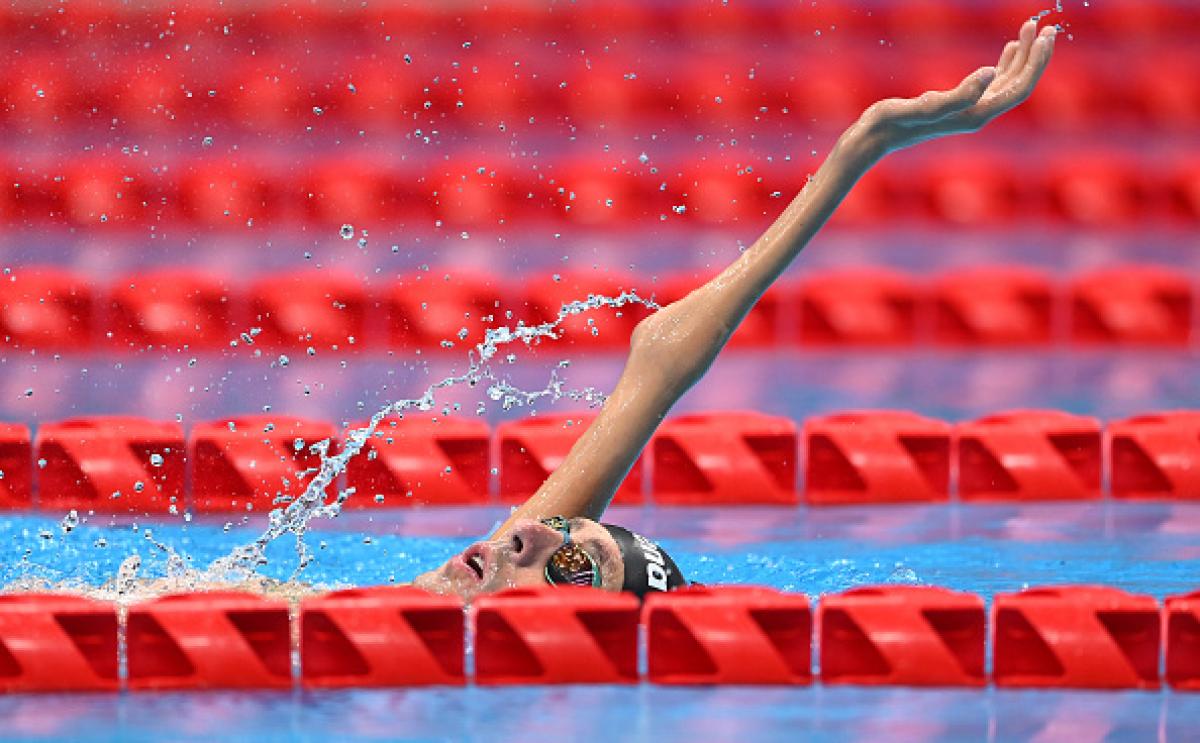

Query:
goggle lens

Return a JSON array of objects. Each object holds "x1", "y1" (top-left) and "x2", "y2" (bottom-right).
[{"x1": 540, "y1": 516, "x2": 600, "y2": 588}]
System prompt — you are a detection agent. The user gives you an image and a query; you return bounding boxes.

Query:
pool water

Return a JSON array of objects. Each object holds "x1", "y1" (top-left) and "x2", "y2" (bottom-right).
[{"x1": 1, "y1": 502, "x2": 1197, "y2": 742}]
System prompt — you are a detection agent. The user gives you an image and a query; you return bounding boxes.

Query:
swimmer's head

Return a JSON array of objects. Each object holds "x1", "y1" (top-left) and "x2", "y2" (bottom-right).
[{"x1": 412, "y1": 516, "x2": 685, "y2": 602}]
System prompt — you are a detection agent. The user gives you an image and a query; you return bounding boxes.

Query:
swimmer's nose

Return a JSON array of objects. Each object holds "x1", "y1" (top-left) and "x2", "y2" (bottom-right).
[{"x1": 507, "y1": 519, "x2": 564, "y2": 568}]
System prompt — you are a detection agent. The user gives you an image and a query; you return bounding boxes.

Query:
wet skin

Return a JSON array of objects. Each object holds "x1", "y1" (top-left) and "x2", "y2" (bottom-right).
[{"x1": 412, "y1": 517, "x2": 625, "y2": 602}]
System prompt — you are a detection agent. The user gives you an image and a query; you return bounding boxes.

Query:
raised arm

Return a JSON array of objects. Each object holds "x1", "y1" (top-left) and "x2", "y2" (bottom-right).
[{"x1": 493, "y1": 19, "x2": 1056, "y2": 536}]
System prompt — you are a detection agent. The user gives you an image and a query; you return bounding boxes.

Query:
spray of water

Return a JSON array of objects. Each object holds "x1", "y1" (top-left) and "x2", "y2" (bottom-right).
[{"x1": 159, "y1": 287, "x2": 663, "y2": 590}]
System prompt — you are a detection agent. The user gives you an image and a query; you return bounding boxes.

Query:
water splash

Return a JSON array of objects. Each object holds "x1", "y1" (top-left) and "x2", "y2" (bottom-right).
[{"x1": 182, "y1": 288, "x2": 662, "y2": 585}]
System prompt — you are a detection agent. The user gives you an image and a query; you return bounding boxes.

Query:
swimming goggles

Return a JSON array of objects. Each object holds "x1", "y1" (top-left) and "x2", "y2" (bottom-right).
[{"x1": 540, "y1": 516, "x2": 601, "y2": 588}]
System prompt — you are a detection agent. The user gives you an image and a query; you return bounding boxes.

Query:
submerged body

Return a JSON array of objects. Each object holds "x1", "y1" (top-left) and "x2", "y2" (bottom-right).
[{"x1": 409, "y1": 18, "x2": 1062, "y2": 602}]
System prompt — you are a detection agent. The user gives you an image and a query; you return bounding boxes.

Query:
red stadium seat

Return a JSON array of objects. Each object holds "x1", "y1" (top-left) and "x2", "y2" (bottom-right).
[
  {"x1": 1043, "y1": 153, "x2": 1148, "y2": 226},
  {"x1": 300, "y1": 587, "x2": 464, "y2": 688},
  {"x1": 916, "y1": 154, "x2": 1023, "y2": 226},
  {"x1": 562, "y1": 0, "x2": 659, "y2": 42},
  {"x1": 651, "y1": 411, "x2": 798, "y2": 505},
  {"x1": 1168, "y1": 158, "x2": 1200, "y2": 221},
  {"x1": 992, "y1": 586, "x2": 1160, "y2": 689},
  {"x1": 784, "y1": 57, "x2": 879, "y2": 129},
  {"x1": 1108, "y1": 411, "x2": 1200, "y2": 500},
  {"x1": 106, "y1": 55, "x2": 189, "y2": 131},
  {"x1": 189, "y1": 415, "x2": 338, "y2": 513},
  {"x1": 36, "y1": 417, "x2": 186, "y2": 513},
  {"x1": 667, "y1": 0, "x2": 766, "y2": 47},
  {"x1": 344, "y1": 415, "x2": 490, "y2": 507},
  {"x1": 884, "y1": 1, "x2": 981, "y2": 39},
  {"x1": 931, "y1": 266, "x2": 1055, "y2": 346},
  {"x1": 106, "y1": 271, "x2": 237, "y2": 352},
  {"x1": 654, "y1": 273, "x2": 785, "y2": 348},
  {"x1": 804, "y1": 411, "x2": 950, "y2": 505},
  {"x1": 955, "y1": 410, "x2": 1102, "y2": 502},
  {"x1": 387, "y1": 269, "x2": 508, "y2": 351},
  {"x1": 645, "y1": 586, "x2": 811, "y2": 685},
  {"x1": 776, "y1": 0, "x2": 878, "y2": 39},
  {"x1": 677, "y1": 60, "x2": 760, "y2": 126},
  {"x1": 126, "y1": 592, "x2": 291, "y2": 690},
  {"x1": 0, "y1": 594, "x2": 119, "y2": 693},
  {"x1": 473, "y1": 586, "x2": 640, "y2": 685},
  {"x1": 448, "y1": 63, "x2": 536, "y2": 122},
  {"x1": 250, "y1": 272, "x2": 370, "y2": 351},
  {"x1": 54, "y1": 159, "x2": 153, "y2": 226},
  {"x1": 1024, "y1": 57, "x2": 1108, "y2": 134},
  {"x1": 519, "y1": 269, "x2": 652, "y2": 350},
  {"x1": 820, "y1": 586, "x2": 985, "y2": 687},
  {"x1": 0, "y1": 54, "x2": 81, "y2": 128},
  {"x1": 329, "y1": 56, "x2": 421, "y2": 127},
  {"x1": 796, "y1": 268, "x2": 920, "y2": 346},
  {"x1": 498, "y1": 413, "x2": 644, "y2": 505},
  {"x1": 1166, "y1": 590, "x2": 1200, "y2": 690},
  {"x1": 0, "y1": 423, "x2": 32, "y2": 510},
  {"x1": 0, "y1": 267, "x2": 93, "y2": 351},
  {"x1": 1069, "y1": 266, "x2": 1192, "y2": 346}
]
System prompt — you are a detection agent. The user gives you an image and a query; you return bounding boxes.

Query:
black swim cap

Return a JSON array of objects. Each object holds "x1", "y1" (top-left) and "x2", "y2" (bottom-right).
[{"x1": 601, "y1": 524, "x2": 686, "y2": 599}]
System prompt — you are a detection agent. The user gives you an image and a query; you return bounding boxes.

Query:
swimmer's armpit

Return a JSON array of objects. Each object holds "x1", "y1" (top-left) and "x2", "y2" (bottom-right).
[{"x1": 855, "y1": 19, "x2": 1056, "y2": 162}]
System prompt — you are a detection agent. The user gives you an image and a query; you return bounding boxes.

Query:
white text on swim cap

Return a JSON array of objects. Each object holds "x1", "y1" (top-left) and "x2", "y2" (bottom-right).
[{"x1": 633, "y1": 532, "x2": 668, "y2": 592}]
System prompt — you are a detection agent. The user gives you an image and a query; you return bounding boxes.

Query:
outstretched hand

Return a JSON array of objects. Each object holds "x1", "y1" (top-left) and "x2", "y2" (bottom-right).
[{"x1": 856, "y1": 19, "x2": 1057, "y2": 160}]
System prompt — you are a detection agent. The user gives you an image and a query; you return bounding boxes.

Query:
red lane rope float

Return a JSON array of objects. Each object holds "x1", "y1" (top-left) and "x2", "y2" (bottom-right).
[
  {"x1": 1108, "y1": 411, "x2": 1200, "y2": 501},
  {"x1": 818, "y1": 586, "x2": 985, "y2": 687},
  {"x1": 472, "y1": 586, "x2": 640, "y2": 685},
  {"x1": 344, "y1": 415, "x2": 490, "y2": 507},
  {"x1": 992, "y1": 586, "x2": 1161, "y2": 690},
  {"x1": 803, "y1": 411, "x2": 950, "y2": 505},
  {"x1": 0, "y1": 594, "x2": 119, "y2": 693},
  {"x1": 644, "y1": 586, "x2": 812, "y2": 685},
  {"x1": 300, "y1": 587, "x2": 464, "y2": 688},
  {"x1": 499, "y1": 413, "x2": 645, "y2": 506},
  {"x1": 35, "y1": 417, "x2": 186, "y2": 514},
  {"x1": 1166, "y1": 590, "x2": 1200, "y2": 690},
  {"x1": 188, "y1": 415, "x2": 337, "y2": 513},
  {"x1": 0, "y1": 423, "x2": 31, "y2": 510},
  {"x1": 955, "y1": 410, "x2": 1103, "y2": 503},
  {"x1": 650, "y1": 411, "x2": 798, "y2": 506},
  {"x1": 126, "y1": 591, "x2": 291, "y2": 690}
]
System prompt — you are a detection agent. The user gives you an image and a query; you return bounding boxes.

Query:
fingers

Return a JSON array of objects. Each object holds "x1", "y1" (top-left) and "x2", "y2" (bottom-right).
[
  {"x1": 974, "y1": 27, "x2": 1056, "y2": 124},
  {"x1": 1007, "y1": 19, "x2": 1039, "y2": 79},
  {"x1": 996, "y1": 41, "x2": 1019, "y2": 77}
]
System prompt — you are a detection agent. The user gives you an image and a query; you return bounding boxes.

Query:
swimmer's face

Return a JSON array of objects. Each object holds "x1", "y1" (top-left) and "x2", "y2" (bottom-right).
[{"x1": 412, "y1": 517, "x2": 624, "y2": 602}]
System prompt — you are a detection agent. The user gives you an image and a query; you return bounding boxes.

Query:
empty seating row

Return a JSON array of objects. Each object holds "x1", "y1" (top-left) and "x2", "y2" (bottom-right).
[
  {"x1": 2, "y1": 408, "x2": 1199, "y2": 512},
  {"x1": 0, "y1": 0, "x2": 1191, "y2": 46},
  {"x1": 2, "y1": 150, "x2": 1194, "y2": 228},
  {"x1": 2, "y1": 44, "x2": 1195, "y2": 135},
  {"x1": 1, "y1": 584, "x2": 1197, "y2": 691},
  {"x1": 1, "y1": 265, "x2": 1193, "y2": 352}
]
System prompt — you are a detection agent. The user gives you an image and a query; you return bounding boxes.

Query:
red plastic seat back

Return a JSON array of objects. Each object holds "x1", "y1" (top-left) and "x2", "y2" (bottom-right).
[
  {"x1": 499, "y1": 413, "x2": 643, "y2": 505},
  {"x1": 36, "y1": 417, "x2": 185, "y2": 513},
  {"x1": 519, "y1": 270, "x2": 652, "y2": 350},
  {"x1": 250, "y1": 272, "x2": 369, "y2": 351},
  {"x1": 386, "y1": 270, "x2": 508, "y2": 351},
  {"x1": 804, "y1": 410, "x2": 950, "y2": 505}
]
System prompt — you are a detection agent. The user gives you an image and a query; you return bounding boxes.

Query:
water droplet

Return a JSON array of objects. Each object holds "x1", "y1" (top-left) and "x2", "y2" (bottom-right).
[
  {"x1": 312, "y1": 106, "x2": 324, "y2": 116},
  {"x1": 37, "y1": 458, "x2": 46, "y2": 469},
  {"x1": 23, "y1": 388, "x2": 32, "y2": 397},
  {"x1": 202, "y1": 136, "x2": 214, "y2": 147},
  {"x1": 134, "y1": 481, "x2": 145, "y2": 493},
  {"x1": 340, "y1": 223, "x2": 354, "y2": 239},
  {"x1": 149, "y1": 453, "x2": 164, "y2": 467},
  {"x1": 404, "y1": 53, "x2": 413, "y2": 64},
  {"x1": 347, "y1": 83, "x2": 357, "y2": 94},
  {"x1": 278, "y1": 354, "x2": 290, "y2": 367}
]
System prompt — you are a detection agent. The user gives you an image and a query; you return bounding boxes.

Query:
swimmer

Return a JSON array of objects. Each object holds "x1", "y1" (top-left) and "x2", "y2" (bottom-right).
[{"x1": 413, "y1": 19, "x2": 1058, "y2": 601}]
